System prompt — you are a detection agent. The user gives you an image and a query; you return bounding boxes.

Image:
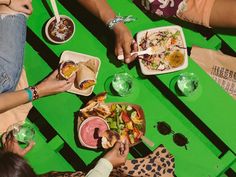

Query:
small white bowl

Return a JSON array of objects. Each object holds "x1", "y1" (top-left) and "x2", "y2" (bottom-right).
[
  {"x1": 45, "y1": 15, "x2": 75, "y2": 44},
  {"x1": 78, "y1": 116, "x2": 109, "y2": 149}
]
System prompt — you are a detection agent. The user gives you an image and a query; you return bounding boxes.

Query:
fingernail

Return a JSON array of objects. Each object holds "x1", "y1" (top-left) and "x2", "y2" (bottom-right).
[{"x1": 125, "y1": 58, "x2": 130, "y2": 64}]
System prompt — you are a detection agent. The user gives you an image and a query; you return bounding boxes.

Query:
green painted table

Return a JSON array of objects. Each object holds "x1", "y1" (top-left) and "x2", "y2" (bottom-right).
[
  {"x1": 214, "y1": 29, "x2": 236, "y2": 53},
  {"x1": 23, "y1": 0, "x2": 236, "y2": 176},
  {"x1": 24, "y1": 121, "x2": 74, "y2": 174}
]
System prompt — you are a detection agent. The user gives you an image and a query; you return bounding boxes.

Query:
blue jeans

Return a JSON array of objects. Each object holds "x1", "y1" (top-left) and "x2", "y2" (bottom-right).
[{"x1": 0, "y1": 14, "x2": 26, "y2": 93}]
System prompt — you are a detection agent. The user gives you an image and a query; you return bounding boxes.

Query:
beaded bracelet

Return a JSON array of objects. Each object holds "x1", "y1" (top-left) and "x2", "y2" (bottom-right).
[
  {"x1": 24, "y1": 88, "x2": 33, "y2": 102},
  {"x1": 29, "y1": 86, "x2": 39, "y2": 101},
  {"x1": 106, "y1": 15, "x2": 137, "y2": 30},
  {"x1": 107, "y1": 16, "x2": 124, "y2": 30}
]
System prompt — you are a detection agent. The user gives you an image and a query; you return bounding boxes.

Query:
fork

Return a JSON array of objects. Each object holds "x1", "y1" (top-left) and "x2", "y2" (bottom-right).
[{"x1": 117, "y1": 47, "x2": 156, "y2": 60}]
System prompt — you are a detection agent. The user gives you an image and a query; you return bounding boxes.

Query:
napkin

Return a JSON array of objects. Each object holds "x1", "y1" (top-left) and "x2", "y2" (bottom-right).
[
  {"x1": 0, "y1": 68, "x2": 32, "y2": 134},
  {"x1": 190, "y1": 46, "x2": 236, "y2": 99}
]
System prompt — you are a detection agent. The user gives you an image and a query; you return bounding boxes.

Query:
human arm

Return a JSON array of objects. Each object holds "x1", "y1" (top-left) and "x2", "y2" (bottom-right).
[
  {"x1": 209, "y1": 0, "x2": 236, "y2": 28},
  {"x1": 36, "y1": 141, "x2": 129, "y2": 177},
  {"x1": 0, "y1": 0, "x2": 10, "y2": 5},
  {"x1": 85, "y1": 140, "x2": 129, "y2": 177},
  {"x1": 77, "y1": 0, "x2": 138, "y2": 63},
  {"x1": 0, "y1": 0, "x2": 32, "y2": 15},
  {"x1": 85, "y1": 158, "x2": 113, "y2": 177},
  {"x1": 1, "y1": 132, "x2": 35, "y2": 156},
  {"x1": 0, "y1": 89, "x2": 30, "y2": 113},
  {"x1": 0, "y1": 70, "x2": 75, "y2": 113}
]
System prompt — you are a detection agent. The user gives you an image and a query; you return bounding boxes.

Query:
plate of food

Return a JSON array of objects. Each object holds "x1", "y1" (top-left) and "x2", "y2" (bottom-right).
[
  {"x1": 137, "y1": 25, "x2": 188, "y2": 75},
  {"x1": 59, "y1": 51, "x2": 100, "y2": 96},
  {"x1": 78, "y1": 93, "x2": 146, "y2": 149}
]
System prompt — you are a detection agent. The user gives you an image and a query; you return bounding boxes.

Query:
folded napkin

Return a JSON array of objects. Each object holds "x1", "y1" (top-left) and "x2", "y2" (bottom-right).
[
  {"x1": 190, "y1": 46, "x2": 236, "y2": 100},
  {"x1": 0, "y1": 68, "x2": 32, "y2": 134}
]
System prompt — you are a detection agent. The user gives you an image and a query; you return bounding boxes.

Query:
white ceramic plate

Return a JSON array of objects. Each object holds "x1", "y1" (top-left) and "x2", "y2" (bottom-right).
[
  {"x1": 137, "y1": 25, "x2": 188, "y2": 75},
  {"x1": 59, "y1": 51, "x2": 101, "y2": 96}
]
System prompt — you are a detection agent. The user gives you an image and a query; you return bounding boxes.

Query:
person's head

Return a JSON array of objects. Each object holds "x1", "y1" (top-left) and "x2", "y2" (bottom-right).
[{"x1": 0, "y1": 150, "x2": 37, "y2": 177}]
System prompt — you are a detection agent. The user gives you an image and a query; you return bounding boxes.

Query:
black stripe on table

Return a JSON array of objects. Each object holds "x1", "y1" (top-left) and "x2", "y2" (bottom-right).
[
  {"x1": 26, "y1": 27, "x2": 59, "y2": 70},
  {"x1": 28, "y1": 106, "x2": 57, "y2": 142},
  {"x1": 220, "y1": 40, "x2": 236, "y2": 57},
  {"x1": 194, "y1": 25, "x2": 215, "y2": 40},
  {"x1": 147, "y1": 75, "x2": 229, "y2": 157},
  {"x1": 131, "y1": 142, "x2": 153, "y2": 158},
  {"x1": 28, "y1": 106, "x2": 87, "y2": 170},
  {"x1": 79, "y1": 94, "x2": 96, "y2": 105},
  {"x1": 225, "y1": 168, "x2": 236, "y2": 177},
  {"x1": 59, "y1": 143, "x2": 87, "y2": 171}
]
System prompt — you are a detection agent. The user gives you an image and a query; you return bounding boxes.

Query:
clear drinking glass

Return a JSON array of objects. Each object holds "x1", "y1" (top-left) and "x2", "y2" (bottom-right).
[
  {"x1": 177, "y1": 72, "x2": 199, "y2": 96},
  {"x1": 111, "y1": 72, "x2": 133, "y2": 96},
  {"x1": 7, "y1": 122, "x2": 35, "y2": 144}
]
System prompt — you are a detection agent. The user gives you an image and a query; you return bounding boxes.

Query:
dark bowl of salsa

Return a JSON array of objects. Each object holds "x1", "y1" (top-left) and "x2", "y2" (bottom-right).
[{"x1": 45, "y1": 15, "x2": 75, "y2": 44}]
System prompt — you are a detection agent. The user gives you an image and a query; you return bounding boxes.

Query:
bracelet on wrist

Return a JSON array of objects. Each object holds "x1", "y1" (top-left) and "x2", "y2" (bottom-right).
[
  {"x1": 106, "y1": 15, "x2": 137, "y2": 30},
  {"x1": 29, "y1": 86, "x2": 39, "y2": 101},
  {"x1": 24, "y1": 88, "x2": 33, "y2": 102},
  {"x1": 106, "y1": 16, "x2": 124, "y2": 30}
]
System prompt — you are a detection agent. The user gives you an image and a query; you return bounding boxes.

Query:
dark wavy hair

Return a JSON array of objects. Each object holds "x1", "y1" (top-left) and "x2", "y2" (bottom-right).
[{"x1": 0, "y1": 150, "x2": 37, "y2": 177}]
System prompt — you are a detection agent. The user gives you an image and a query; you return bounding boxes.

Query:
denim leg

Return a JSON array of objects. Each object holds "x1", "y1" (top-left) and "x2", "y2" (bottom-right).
[{"x1": 0, "y1": 14, "x2": 26, "y2": 93}]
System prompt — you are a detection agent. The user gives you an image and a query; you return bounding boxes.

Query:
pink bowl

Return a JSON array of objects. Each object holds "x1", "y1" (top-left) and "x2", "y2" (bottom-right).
[{"x1": 78, "y1": 116, "x2": 109, "y2": 149}]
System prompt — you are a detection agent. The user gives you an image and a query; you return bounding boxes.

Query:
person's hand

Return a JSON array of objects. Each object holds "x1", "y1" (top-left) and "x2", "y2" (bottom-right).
[
  {"x1": 1, "y1": 133, "x2": 35, "y2": 156},
  {"x1": 103, "y1": 139, "x2": 129, "y2": 167},
  {"x1": 8, "y1": 0, "x2": 33, "y2": 15},
  {"x1": 113, "y1": 23, "x2": 138, "y2": 64},
  {"x1": 36, "y1": 70, "x2": 76, "y2": 98}
]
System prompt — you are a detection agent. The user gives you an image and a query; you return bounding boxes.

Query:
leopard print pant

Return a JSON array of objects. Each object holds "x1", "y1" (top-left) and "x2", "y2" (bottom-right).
[{"x1": 39, "y1": 145, "x2": 175, "y2": 177}]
